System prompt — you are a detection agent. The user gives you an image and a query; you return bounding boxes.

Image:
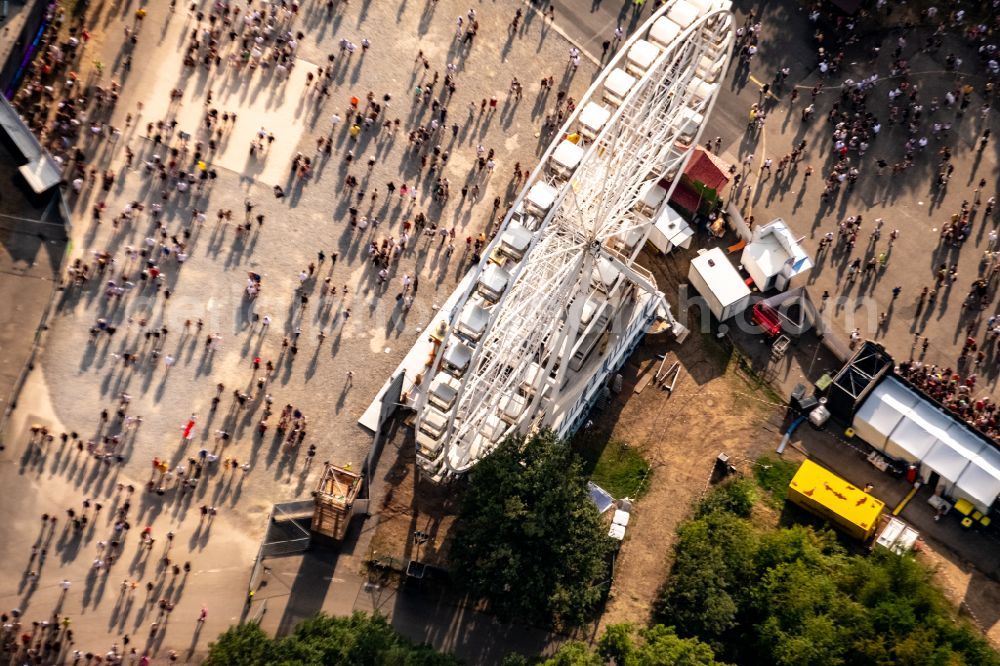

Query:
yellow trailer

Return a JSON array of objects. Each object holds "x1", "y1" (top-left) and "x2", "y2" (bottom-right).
[{"x1": 788, "y1": 459, "x2": 885, "y2": 541}]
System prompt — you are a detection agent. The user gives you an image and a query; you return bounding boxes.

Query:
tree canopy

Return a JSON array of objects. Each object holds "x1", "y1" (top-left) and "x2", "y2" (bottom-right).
[
  {"x1": 654, "y1": 480, "x2": 1000, "y2": 666},
  {"x1": 203, "y1": 612, "x2": 459, "y2": 666},
  {"x1": 450, "y1": 430, "x2": 616, "y2": 627},
  {"x1": 532, "y1": 624, "x2": 725, "y2": 666}
]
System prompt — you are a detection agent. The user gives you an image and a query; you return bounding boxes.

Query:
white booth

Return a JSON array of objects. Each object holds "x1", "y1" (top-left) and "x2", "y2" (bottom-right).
[
  {"x1": 741, "y1": 219, "x2": 813, "y2": 292},
  {"x1": 603, "y1": 68, "x2": 636, "y2": 107},
  {"x1": 954, "y1": 446, "x2": 1000, "y2": 514},
  {"x1": 648, "y1": 204, "x2": 694, "y2": 254}
]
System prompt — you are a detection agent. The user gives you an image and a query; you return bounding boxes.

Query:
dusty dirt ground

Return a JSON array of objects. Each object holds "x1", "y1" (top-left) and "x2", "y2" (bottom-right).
[
  {"x1": 369, "y1": 424, "x2": 461, "y2": 572},
  {"x1": 365, "y1": 243, "x2": 1000, "y2": 651},
  {"x1": 589, "y1": 327, "x2": 783, "y2": 629},
  {"x1": 919, "y1": 548, "x2": 1000, "y2": 650}
]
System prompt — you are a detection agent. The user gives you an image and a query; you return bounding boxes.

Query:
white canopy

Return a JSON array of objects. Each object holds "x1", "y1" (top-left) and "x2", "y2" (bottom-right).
[
  {"x1": 921, "y1": 423, "x2": 980, "y2": 487},
  {"x1": 526, "y1": 181, "x2": 558, "y2": 215},
  {"x1": 885, "y1": 397, "x2": 952, "y2": 462},
  {"x1": 457, "y1": 302, "x2": 490, "y2": 341},
  {"x1": 551, "y1": 140, "x2": 584, "y2": 173},
  {"x1": 501, "y1": 222, "x2": 532, "y2": 258},
  {"x1": 852, "y1": 376, "x2": 1000, "y2": 511},
  {"x1": 668, "y1": 0, "x2": 699, "y2": 28},
  {"x1": 649, "y1": 17, "x2": 681, "y2": 47},
  {"x1": 477, "y1": 263, "x2": 510, "y2": 300},
  {"x1": 603, "y1": 68, "x2": 636, "y2": 104},
  {"x1": 443, "y1": 340, "x2": 473, "y2": 373},
  {"x1": 579, "y1": 102, "x2": 612, "y2": 136},
  {"x1": 954, "y1": 445, "x2": 1000, "y2": 513},
  {"x1": 627, "y1": 40, "x2": 661, "y2": 74},
  {"x1": 851, "y1": 384, "x2": 909, "y2": 452}
]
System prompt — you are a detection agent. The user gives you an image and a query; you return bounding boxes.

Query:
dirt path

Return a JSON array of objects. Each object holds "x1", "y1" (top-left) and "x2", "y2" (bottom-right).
[{"x1": 593, "y1": 331, "x2": 782, "y2": 628}]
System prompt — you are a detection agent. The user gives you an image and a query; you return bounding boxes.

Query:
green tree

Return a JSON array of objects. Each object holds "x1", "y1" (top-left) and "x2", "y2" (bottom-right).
[
  {"x1": 540, "y1": 641, "x2": 604, "y2": 666},
  {"x1": 204, "y1": 623, "x2": 273, "y2": 666},
  {"x1": 695, "y1": 479, "x2": 756, "y2": 519},
  {"x1": 451, "y1": 431, "x2": 616, "y2": 627},
  {"x1": 655, "y1": 480, "x2": 999, "y2": 666},
  {"x1": 630, "y1": 625, "x2": 727, "y2": 666},
  {"x1": 598, "y1": 623, "x2": 635, "y2": 664},
  {"x1": 204, "y1": 613, "x2": 459, "y2": 666},
  {"x1": 654, "y1": 511, "x2": 757, "y2": 650}
]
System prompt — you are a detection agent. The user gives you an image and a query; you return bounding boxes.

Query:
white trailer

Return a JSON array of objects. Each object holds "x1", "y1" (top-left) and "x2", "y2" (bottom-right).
[{"x1": 687, "y1": 247, "x2": 751, "y2": 321}]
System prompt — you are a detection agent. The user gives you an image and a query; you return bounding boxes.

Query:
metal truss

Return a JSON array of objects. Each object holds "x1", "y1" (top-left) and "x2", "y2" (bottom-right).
[{"x1": 414, "y1": 0, "x2": 736, "y2": 481}]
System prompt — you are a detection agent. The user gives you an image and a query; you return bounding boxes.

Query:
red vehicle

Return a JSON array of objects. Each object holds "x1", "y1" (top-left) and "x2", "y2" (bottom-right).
[{"x1": 751, "y1": 301, "x2": 782, "y2": 337}]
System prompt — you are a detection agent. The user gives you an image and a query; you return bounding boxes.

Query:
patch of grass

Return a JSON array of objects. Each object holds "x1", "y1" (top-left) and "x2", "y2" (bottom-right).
[
  {"x1": 574, "y1": 434, "x2": 651, "y2": 500},
  {"x1": 753, "y1": 455, "x2": 799, "y2": 506}
]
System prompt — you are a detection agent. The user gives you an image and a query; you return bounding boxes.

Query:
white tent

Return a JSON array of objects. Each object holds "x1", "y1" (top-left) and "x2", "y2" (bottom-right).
[
  {"x1": 953, "y1": 446, "x2": 1000, "y2": 514},
  {"x1": 884, "y1": 395, "x2": 952, "y2": 462},
  {"x1": 852, "y1": 377, "x2": 1000, "y2": 512},
  {"x1": 921, "y1": 424, "x2": 981, "y2": 492},
  {"x1": 851, "y1": 378, "x2": 917, "y2": 452}
]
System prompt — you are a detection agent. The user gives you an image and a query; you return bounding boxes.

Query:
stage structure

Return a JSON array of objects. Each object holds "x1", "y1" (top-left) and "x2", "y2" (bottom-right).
[{"x1": 375, "y1": 0, "x2": 736, "y2": 482}]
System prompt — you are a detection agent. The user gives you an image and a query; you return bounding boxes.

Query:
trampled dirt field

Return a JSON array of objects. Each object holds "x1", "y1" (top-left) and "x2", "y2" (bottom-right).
[
  {"x1": 589, "y1": 328, "x2": 783, "y2": 629},
  {"x1": 368, "y1": 423, "x2": 461, "y2": 572}
]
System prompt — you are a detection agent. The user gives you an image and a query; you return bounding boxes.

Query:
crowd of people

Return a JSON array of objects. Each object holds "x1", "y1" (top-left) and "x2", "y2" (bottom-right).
[
  {"x1": 724, "y1": 3, "x2": 1000, "y2": 444},
  {"x1": 2, "y1": 0, "x2": 597, "y2": 661},
  {"x1": 897, "y1": 360, "x2": 1000, "y2": 443},
  {"x1": 9, "y1": 0, "x2": 1000, "y2": 660}
]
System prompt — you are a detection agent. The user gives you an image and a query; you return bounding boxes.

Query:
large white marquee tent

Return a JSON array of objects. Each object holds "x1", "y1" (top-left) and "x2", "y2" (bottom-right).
[{"x1": 851, "y1": 377, "x2": 1000, "y2": 514}]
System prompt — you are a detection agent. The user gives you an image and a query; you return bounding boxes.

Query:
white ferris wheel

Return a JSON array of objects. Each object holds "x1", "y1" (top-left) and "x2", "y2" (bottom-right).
[{"x1": 411, "y1": 0, "x2": 736, "y2": 482}]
